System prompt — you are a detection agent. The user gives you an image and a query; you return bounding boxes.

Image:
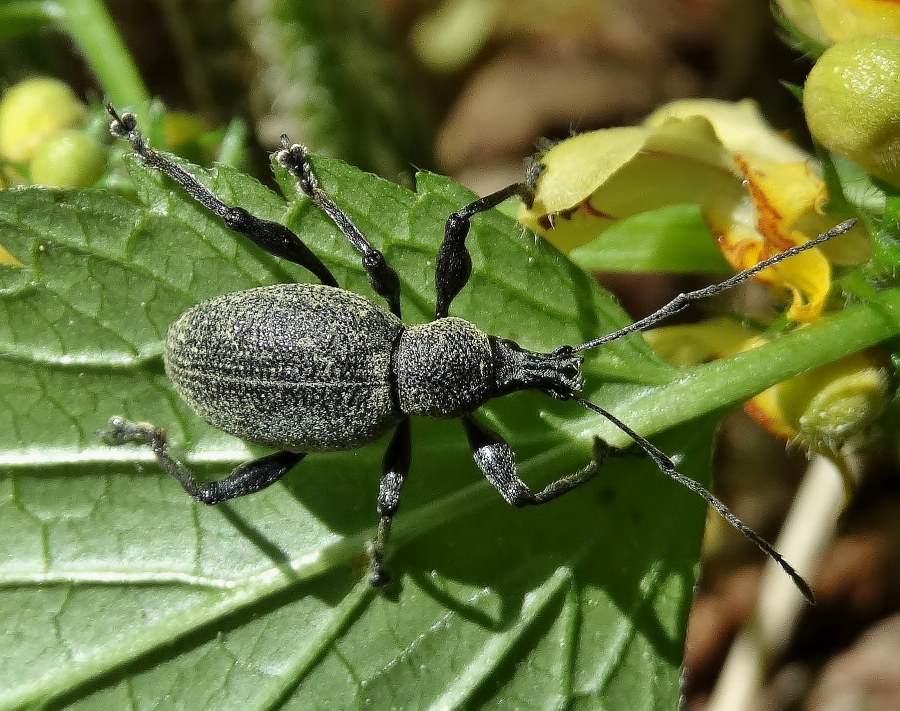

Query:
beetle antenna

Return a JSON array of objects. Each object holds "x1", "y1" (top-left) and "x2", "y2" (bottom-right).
[
  {"x1": 573, "y1": 395, "x2": 815, "y2": 603},
  {"x1": 570, "y1": 219, "x2": 857, "y2": 354}
]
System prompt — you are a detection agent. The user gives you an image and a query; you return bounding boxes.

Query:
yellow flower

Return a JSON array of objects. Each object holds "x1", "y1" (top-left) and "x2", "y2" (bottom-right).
[
  {"x1": 519, "y1": 98, "x2": 866, "y2": 322},
  {"x1": 0, "y1": 77, "x2": 86, "y2": 164},
  {"x1": 646, "y1": 319, "x2": 889, "y2": 463},
  {"x1": 521, "y1": 96, "x2": 881, "y2": 475}
]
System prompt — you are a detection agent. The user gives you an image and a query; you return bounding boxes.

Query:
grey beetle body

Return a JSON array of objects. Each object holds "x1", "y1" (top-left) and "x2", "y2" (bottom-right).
[
  {"x1": 104, "y1": 106, "x2": 831, "y2": 596},
  {"x1": 165, "y1": 282, "x2": 576, "y2": 450},
  {"x1": 165, "y1": 283, "x2": 404, "y2": 452},
  {"x1": 396, "y1": 317, "x2": 494, "y2": 418}
]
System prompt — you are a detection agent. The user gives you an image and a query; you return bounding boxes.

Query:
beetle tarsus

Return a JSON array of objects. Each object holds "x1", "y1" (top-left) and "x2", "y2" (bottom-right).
[
  {"x1": 98, "y1": 416, "x2": 161, "y2": 447},
  {"x1": 366, "y1": 520, "x2": 393, "y2": 588},
  {"x1": 364, "y1": 421, "x2": 412, "y2": 587},
  {"x1": 105, "y1": 104, "x2": 338, "y2": 287},
  {"x1": 276, "y1": 139, "x2": 317, "y2": 195},
  {"x1": 367, "y1": 553, "x2": 391, "y2": 588},
  {"x1": 104, "y1": 109, "x2": 850, "y2": 598}
]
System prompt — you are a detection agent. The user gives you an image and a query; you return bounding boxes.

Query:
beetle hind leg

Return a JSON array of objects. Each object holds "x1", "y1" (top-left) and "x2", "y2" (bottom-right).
[{"x1": 99, "y1": 417, "x2": 305, "y2": 504}]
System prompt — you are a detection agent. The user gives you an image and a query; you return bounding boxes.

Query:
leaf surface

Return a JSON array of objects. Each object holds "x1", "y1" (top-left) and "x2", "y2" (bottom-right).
[{"x1": 0, "y1": 153, "x2": 865, "y2": 709}]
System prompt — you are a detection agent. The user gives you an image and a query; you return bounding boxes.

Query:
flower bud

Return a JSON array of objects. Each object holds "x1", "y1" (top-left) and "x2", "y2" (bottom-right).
[
  {"x1": 0, "y1": 78, "x2": 87, "y2": 163},
  {"x1": 771, "y1": 350, "x2": 888, "y2": 451},
  {"x1": 804, "y1": 36, "x2": 900, "y2": 187},
  {"x1": 30, "y1": 130, "x2": 106, "y2": 188}
]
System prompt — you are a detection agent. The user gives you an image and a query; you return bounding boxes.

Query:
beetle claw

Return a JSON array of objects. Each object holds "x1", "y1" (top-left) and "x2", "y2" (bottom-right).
[{"x1": 368, "y1": 566, "x2": 391, "y2": 588}]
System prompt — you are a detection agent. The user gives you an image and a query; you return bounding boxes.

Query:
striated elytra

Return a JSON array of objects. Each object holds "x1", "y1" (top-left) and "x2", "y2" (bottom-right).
[
  {"x1": 165, "y1": 283, "x2": 576, "y2": 451},
  {"x1": 166, "y1": 284, "x2": 405, "y2": 452},
  {"x1": 101, "y1": 104, "x2": 853, "y2": 599}
]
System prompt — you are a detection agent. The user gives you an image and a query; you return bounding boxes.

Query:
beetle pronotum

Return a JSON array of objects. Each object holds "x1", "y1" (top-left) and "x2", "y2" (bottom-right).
[{"x1": 102, "y1": 104, "x2": 856, "y2": 601}]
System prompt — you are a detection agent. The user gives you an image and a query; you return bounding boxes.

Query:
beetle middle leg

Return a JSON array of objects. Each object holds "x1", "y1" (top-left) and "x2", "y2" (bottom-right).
[
  {"x1": 100, "y1": 417, "x2": 306, "y2": 504},
  {"x1": 462, "y1": 415, "x2": 608, "y2": 507},
  {"x1": 367, "y1": 418, "x2": 412, "y2": 586}
]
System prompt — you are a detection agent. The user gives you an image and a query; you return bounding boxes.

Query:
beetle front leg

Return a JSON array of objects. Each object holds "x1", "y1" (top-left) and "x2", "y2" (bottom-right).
[
  {"x1": 100, "y1": 417, "x2": 305, "y2": 503},
  {"x1": 462, "y1": 415, "x2": 607, "y2": 506},
  {"x1": 434, "y1": 161, "x2": 542, "y2": 320},
  {"x1": 433, "y1": 184, "x2": 529, "y2": 320},
  {"x1": 367, "y1": 418, "x2": 412, "y2": 587}
]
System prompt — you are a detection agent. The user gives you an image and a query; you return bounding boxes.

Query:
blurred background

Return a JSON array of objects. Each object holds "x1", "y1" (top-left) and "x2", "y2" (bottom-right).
[{"x1": 1, "y1": 1, "x2": 898, "y2": 709}]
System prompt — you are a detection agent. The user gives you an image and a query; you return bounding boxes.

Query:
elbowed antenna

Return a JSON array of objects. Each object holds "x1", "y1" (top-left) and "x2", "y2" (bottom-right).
[
  {"x1": 557, "y1": 222, "x2": 862, "y2": 603},
  {"x1": 571, "y1": 219, "x2": 857, "y2": 354},
  {"x1": 575, "y1": 397, "x2": 815, "y2": 603}
]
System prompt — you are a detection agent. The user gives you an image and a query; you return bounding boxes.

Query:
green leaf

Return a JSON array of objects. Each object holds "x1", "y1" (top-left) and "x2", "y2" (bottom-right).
[
  {"x1": 569, "y1": 204, "x2": 731, "y2": 274},
  {"x1": 0, "y1": 0, "x2": 57, "y2": 41},
  {"x1": 1, "y1": 152, "x2": 896, "y2": 709}
]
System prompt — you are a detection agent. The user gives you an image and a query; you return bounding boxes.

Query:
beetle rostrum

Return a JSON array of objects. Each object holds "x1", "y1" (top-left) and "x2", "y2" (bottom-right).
[{"x1": 102, "y1": 104, "x2": 855, "y2": 600}]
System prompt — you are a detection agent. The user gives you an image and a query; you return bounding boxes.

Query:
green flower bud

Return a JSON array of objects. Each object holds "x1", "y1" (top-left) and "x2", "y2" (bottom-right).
[
  {"x1": 30, "y1": 130, "x2": 106, "y2": 188},
  {"x1": 776, "y1": 351, "x2": 888, "y2": 451},
  {"x1": 0, "y1": 78, "x2": 87, "y2": 163},
  {"x1": 804, "y1": 36, "x2": 900, "y2": 187}
]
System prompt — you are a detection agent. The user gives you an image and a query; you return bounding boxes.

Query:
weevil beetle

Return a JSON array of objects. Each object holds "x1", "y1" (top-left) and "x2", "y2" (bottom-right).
[{"x1": 102, "y1": 105, "x2": 855, "y2": 599}]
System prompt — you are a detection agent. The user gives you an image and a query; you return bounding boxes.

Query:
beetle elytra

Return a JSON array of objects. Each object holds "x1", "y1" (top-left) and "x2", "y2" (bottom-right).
[{"x1": 102, "y1": 104, "x2": 855, "y2": 600}]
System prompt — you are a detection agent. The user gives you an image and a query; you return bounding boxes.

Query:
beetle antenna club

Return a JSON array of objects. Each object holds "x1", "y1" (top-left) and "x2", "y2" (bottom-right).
[
  {"x1": 573, "y1": 398, "x2": 814, "y2": 602},
  {"x1": 103, "y1": 106, "x2": 851, "y2": 599}
]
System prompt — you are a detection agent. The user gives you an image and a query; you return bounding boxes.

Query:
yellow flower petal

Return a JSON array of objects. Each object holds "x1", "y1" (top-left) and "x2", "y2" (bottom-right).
[
  {"x1": 645, "y1": 99, "x2": 812, "y2": 164},
  {"x1": 518, "y1": 118, "x2": 739, "y2": 252},
  {"x1": 646, "y1": 320, "x2": 888, "y2": 452},
  {"x1": 642, "y1": 317, "x2": 762, "y2": 367},
  {"x1": 519, "y1": 98, "x2": 859, "y2": 321},
  {"x1": 710, "y1": 156, "x2": 834, "y2": 322}
]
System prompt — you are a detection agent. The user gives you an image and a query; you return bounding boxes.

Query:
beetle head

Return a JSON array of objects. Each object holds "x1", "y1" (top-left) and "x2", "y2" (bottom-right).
[{"x1": 490, "y1": 338, "x2": 584, "y2": 400}]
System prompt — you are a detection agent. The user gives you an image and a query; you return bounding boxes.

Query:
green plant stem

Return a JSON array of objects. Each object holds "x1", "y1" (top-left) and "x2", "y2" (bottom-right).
[
  {"x1": 0, "y1": 1, "x2": 59, "y2": 38},
  {"x1": 596, "y1": 289, "x2": 900, "y2": 447},
  {"x1": 57, "y1": 0, "x2": 148, "y2": 106}
]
